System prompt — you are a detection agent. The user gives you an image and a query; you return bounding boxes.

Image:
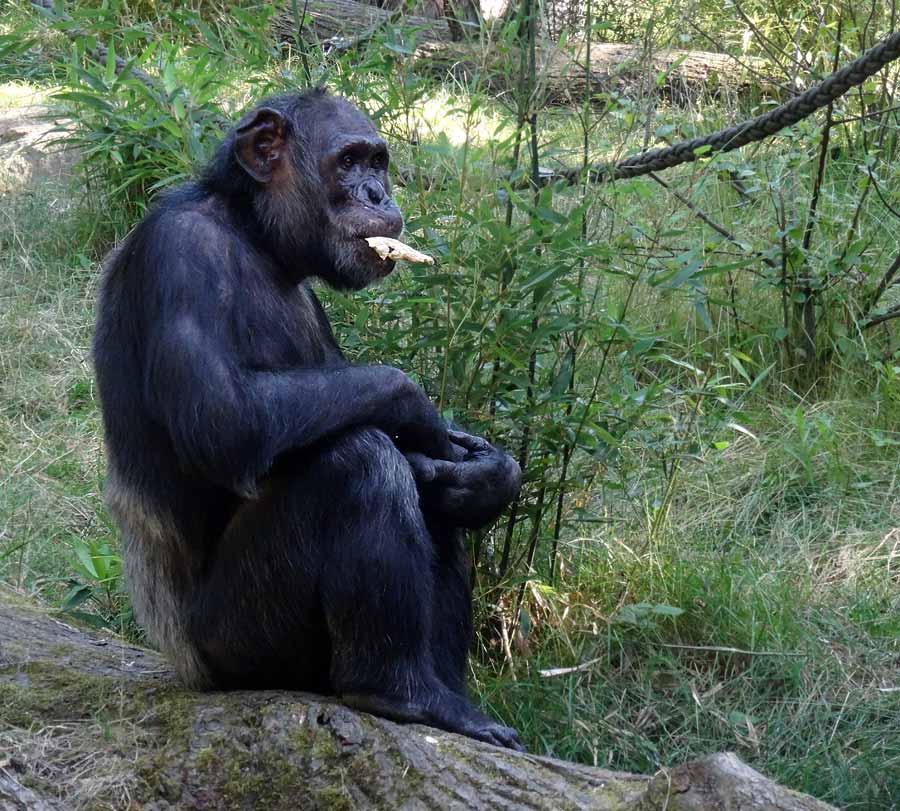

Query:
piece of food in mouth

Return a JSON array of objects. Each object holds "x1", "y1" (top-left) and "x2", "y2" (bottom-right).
[{"x1": 364, "y1": 236, "x2": 435, "y2": 265}]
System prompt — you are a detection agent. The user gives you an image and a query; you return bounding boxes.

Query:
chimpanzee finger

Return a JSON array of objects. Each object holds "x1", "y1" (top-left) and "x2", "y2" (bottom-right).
[
  {"x1": 403, "y1": 452, "x2": 436, "y2": 483},
  {"x1": 448, "y1": 430, "x2": 492, "y2": 454},
  {"x1": 448, "y1": 441, "x2": 468, "y2": 462},
  {"x1": 429, "y1": 459, "x2": 466, "y2": 484}
]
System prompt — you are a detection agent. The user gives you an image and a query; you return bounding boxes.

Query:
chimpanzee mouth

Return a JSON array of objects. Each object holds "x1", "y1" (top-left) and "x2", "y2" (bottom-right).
[
  {"x1": 346, "y1": 236, "x2": 396, "y2": 278},
  {"x1": 361, "y1": 236, "x2": 435, "y2": 266}
]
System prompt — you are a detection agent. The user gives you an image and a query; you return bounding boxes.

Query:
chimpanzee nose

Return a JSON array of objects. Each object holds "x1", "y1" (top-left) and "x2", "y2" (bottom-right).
[{"x1": 361, "y1": 178, "x2": 386, "y2": 206}]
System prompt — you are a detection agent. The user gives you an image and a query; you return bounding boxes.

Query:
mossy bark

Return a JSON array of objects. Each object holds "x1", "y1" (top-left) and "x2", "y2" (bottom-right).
[{"x1": 0, "y1": 587, "x2": 836, "y2": 811}]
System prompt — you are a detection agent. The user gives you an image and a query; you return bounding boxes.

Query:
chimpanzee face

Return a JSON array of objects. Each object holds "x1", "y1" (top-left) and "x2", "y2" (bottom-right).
[
  {"x1": 232, "y1": 93, "x2": 404, "y2": 291},
  {"x1": 313, "y1": 102, "x2": 404, "y2": 290}
]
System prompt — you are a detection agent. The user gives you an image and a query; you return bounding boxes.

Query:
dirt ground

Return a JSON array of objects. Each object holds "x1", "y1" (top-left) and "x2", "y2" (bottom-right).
[{"x1": 0, "y1": 101, "x2": 74, "y2": 194}]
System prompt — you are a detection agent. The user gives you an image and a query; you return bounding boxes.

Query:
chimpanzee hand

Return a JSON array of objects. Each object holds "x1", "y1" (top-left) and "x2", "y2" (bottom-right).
[
  {"x1": 405, "y1": 430, "x2": 521, "y2": 529},
  {"x1": 374, "y1": 367, "x2": 457, "y2": 460}
]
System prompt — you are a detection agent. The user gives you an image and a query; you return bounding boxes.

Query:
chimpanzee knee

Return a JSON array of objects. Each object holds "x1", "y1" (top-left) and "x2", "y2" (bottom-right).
[{"x1": 308, "y1": 427, "x2": 424, "y2": 531}]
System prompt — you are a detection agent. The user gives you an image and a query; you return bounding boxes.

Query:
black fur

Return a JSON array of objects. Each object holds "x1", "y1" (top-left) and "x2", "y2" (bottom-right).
[{"x1": 93, "y1": 90, "x2": 523, "y2": 750}]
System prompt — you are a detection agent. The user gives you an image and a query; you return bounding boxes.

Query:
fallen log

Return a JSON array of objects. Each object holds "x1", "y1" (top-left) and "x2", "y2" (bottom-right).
[
  {"x1": 274, "y1": 0, "x2": 450, "y2": 46},
  {"x1": 0, "y1": 587, "x2": 836, "y2": 810},
  {"x1": 412, "y1": 39, "x2": 771, "y2": 105},
  {"x1": 273, "y1": 0, "x2": 773, "y2": 104}
]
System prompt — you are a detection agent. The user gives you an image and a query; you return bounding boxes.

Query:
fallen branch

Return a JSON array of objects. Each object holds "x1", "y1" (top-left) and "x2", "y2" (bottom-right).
[
  {"x1": 410, "y1": 38, "x2": 769, "y2": 105},
  {"x1": 273, "y1": 0, "x2": 448, "y2": 45},
  {"x1": 0, "y1": 587, "x2": 837, "y2": 810}
]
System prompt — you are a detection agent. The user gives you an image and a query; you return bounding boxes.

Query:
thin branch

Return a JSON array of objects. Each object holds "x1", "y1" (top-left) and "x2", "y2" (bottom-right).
[
  {"x1": 292, "y1": 0, "x2": 313, "y2": 84},
  {"x1": 832, "y1": 103, "x2": 900, "y2": 125},
  {"x1": 868, "y1": 249, "x2": 900, "y2": 313},
  {"x1": 539, "y1": 657, "x2": 604, "y2": 678},
  {"x1": 649, "y1": 172, "x2": 777, "y2": 269},
  {"x1": 863, "y1": 302, "x2": 900, "y2": 330},
  {"x1": 866, "y1": 168, "x2": 900, "y2": 221}
]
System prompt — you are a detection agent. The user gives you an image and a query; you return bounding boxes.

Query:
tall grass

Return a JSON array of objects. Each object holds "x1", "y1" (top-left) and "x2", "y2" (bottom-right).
[{"x1": 1, "y1": 0, "x2": 899, "y2": 805}]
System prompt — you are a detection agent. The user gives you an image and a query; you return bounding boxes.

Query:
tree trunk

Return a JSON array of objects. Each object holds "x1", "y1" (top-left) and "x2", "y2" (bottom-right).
[
  {"x1": 274, "y1": 0, "x2": 771, "y2": 103},
  {"x1": 276, "y1": 0, "x2": 450, "y2": 44},
  {"x1": 0, "y1": 587, "x2": 836, "y2": 810}
]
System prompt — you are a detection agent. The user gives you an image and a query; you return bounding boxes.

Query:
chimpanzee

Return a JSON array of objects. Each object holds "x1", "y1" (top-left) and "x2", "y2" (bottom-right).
[{"x1": 92, "y1": 89, "x2": 524, "y2": 750}]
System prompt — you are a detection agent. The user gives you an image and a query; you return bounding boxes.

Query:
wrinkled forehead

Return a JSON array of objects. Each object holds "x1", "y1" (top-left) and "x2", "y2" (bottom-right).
[{"x1": 305, "y1": 98, "x2": 383, "y2": 153}]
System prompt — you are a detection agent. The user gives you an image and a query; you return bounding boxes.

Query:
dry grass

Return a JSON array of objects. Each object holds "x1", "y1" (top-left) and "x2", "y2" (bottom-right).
[{"x1": 0, "y1": 722, "x2": 145, "y2": 810}]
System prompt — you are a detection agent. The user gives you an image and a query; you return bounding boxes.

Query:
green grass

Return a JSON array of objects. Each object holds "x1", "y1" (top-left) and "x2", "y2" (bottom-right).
[
  {"x1": 474, "y1": 400, "x2": 900, "y2": 809},
  {"x1": 2, "y1": 72, "x2": 899, "y2": 811},
  {"x1": 0, "y1": 177, "x2": 110, "y2": 607}
]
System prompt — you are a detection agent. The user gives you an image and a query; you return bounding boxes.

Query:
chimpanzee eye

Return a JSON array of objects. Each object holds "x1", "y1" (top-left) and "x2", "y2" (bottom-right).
[
  {"x1": 372, "y1": 152, "x2": 388, "y2": 170},
  {"x1": 341, "y1": 154, "x2": 355, "y2": 170}
]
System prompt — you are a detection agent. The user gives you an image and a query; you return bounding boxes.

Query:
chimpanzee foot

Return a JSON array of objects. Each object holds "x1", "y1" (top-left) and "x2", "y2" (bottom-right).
[
  {"x1": 451, "y1": 711, "x2": 525, "y2": 751},
  {"x1": 341, "y1": 691, "x2": 525, "y2": 751},
  {"x1": 341, "y1": 692, "x2": 430, "y2": 726}
]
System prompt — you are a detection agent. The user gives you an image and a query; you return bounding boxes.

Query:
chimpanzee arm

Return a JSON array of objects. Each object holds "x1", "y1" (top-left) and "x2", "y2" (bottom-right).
[
  {"x1": 145, "y1": 316, "x2": 458, "y2": 492},
  {"x1": 144, "y1": 313, "x2": 452, "y2": 495}
]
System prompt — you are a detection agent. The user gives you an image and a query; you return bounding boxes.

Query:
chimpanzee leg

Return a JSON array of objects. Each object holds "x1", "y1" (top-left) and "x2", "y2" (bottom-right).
[
  {"x1": 315, "y1": 428, "x2": 438, "y2": 702},
  {"x1": 190, "y1": 427, "x2": 521, "y2": 749},
  {"x1": 427, "y1": 523, "x2": 472, "y2": 696},
  {"x1": 189, "y1": 469, "x2": 335, "y2": 693},
  {"x1": 314, "y1": 433, "x2": 520, "y2": 746}
]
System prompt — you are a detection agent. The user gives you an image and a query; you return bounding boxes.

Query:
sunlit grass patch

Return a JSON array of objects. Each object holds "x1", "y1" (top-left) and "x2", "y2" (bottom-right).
[{"x1": 0, "y1": 80, "x2": 51, "y2": 110}]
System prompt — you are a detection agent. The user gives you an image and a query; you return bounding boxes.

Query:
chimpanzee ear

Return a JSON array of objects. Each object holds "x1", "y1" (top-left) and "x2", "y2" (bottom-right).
[{"x1": 234, "y1": 107, "x2": 289, "y2": 184}]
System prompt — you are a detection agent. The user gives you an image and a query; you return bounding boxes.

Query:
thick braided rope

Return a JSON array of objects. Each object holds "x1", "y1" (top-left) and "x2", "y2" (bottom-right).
[{"x1": 601, "y1": 30, "x2": 900, "y2": 181}]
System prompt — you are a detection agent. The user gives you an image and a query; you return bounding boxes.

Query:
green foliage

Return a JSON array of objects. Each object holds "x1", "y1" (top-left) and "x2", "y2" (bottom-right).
[
  {"x1": 474, "y1": 398, "x2": 900, "y2": 808},
  {"x1": 5, "y1": 1, "x2": 293, "y2": 216},
  {"x1": 2, "y1": 0, "x2": 899, "y2": 805},
  {"x1": 60, "y1": 535, "x2": 131, "y2": 631}
]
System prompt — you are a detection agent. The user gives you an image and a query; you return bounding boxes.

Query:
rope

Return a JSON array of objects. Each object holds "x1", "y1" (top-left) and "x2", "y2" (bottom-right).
[{"x1": 598, "y1": 30, "x2": 900, "y2": 182}]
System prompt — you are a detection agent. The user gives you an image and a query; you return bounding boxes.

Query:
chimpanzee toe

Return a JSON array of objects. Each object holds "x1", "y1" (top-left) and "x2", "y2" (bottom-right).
[
  {"x1": 492, "y1": 724, "x2": 525, "y2": 751},
  {"x1": 466, "y1": 719, "x2": 525, "y2": 751}
]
